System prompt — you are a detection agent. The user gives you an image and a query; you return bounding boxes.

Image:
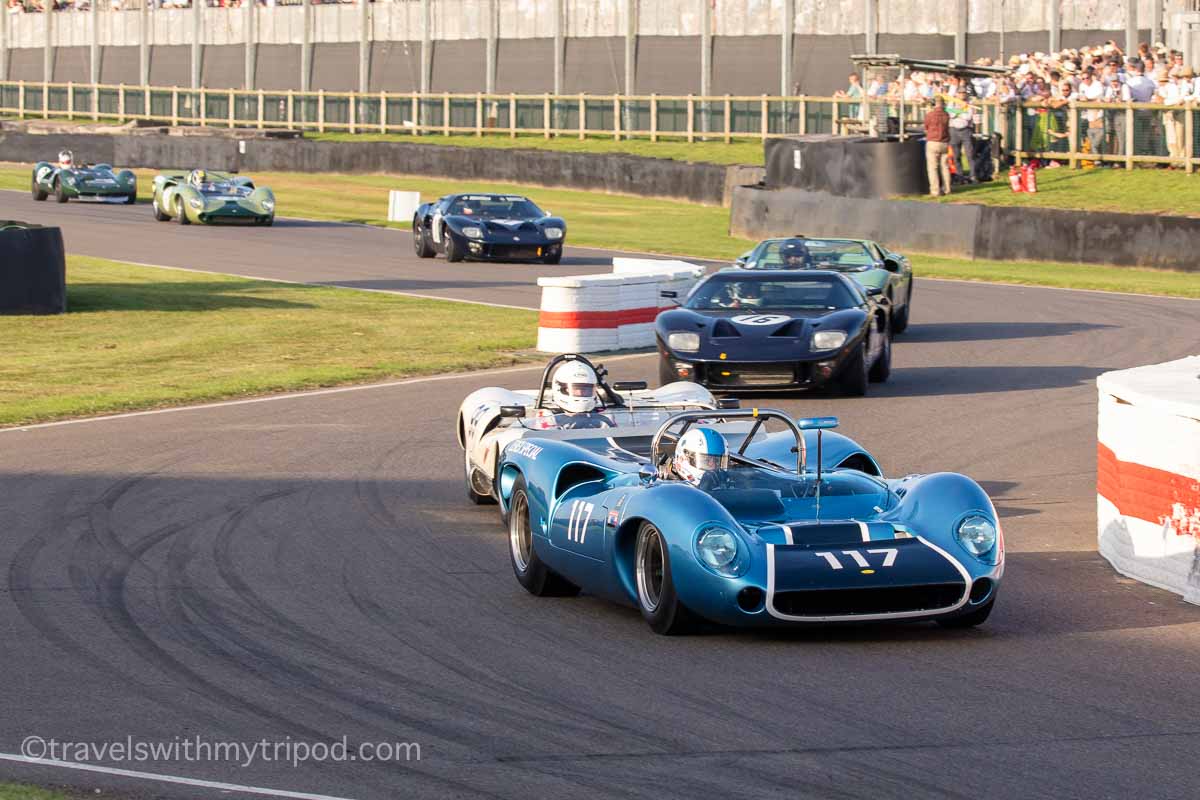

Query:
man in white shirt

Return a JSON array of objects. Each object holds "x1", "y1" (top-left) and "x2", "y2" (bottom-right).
[
  {"x1": 1122, "y1": 60, "x2": 1158, "y2": 156},
  {"x1": 1078, "y1": 73, "x2": 1107, "y2": 160}
]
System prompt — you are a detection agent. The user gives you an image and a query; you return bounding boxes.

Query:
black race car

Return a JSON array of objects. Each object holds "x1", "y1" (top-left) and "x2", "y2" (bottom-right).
[
  {"x1": 412, "y1": 193, "x2": 566, "y2": 264},
  {"x1": 655, "y1": 270, "x2": 892, "y2": 396}
]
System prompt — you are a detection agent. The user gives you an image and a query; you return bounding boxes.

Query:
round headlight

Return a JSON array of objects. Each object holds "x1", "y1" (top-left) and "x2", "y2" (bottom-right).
[
  {"x1": 462, "y1": 226, "x2": 483, "y2": 239},
  {"x1": 956, "y1": 515, "x2": 997, "y2": 557},
  {"x1": 697, "y1": 528, "x2": 738, "y2": 571},
  {"x1": 667, "y1": 332, "x2": 700, "y2": 352},
  {"x1": 188, "y1": 197, "x2": 203, "y2": 210},
  {"x1": 544, "y1": 227, "x2": 564, "y2": 240},
  {"x1": 811, "y1": 330, "x2": 847, "y2": 351},
  {"x1": 261, "y1": 198, "x2": 275, "y2": 211}
]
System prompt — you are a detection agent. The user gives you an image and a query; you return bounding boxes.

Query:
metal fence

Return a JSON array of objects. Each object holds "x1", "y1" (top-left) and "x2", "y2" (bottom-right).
[{"x1": 2, "y1": 80, "x2": 1198, "y2": 172}]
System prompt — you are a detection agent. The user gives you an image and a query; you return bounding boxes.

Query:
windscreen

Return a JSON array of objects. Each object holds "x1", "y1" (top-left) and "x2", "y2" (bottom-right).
[
  {"x1": 756, "y1": 239, "x2": 875, "y2": 270},
  {"x1": 686, "y1": 277, "x2": 860, "y2": 311},
  {"x1": 448, "y1": 195, "x2": 545, "y2": 220}
]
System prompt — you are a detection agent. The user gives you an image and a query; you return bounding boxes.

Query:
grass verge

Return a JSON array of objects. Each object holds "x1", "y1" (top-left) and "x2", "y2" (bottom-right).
[
  {"x1": 909, "y1": 167, "x2": 1200, "y2": 217},
  {"x1": 1, "y1": 164, "x2": 1196, "y2": 300},
  {"x1": 914, "y1": 253, "x2": 1200, "y2": 298},
  {"x1": 0, "y1": 256, "x2": 537, "y2": 426}
]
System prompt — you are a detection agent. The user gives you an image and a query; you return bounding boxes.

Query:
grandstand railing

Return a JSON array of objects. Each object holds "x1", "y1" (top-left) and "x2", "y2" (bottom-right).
[{"x1": 0, "y1": 81, "x2": 1195, "y2": 173}]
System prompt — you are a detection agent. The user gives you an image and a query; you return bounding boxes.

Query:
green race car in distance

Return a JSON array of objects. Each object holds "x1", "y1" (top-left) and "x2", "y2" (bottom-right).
[
  {"x1": 31, "y1": 151, "x2": 137, "y2": 205},
  {"x1": 152, "y1": 169, "x2": 276, "y2": 226},
  {"x1": 734, "y1": 236, "x2": 914, "y2": 333}
]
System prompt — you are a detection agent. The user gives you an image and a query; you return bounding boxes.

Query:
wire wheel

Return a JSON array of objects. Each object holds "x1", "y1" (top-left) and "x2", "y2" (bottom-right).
[
  {"x1": 509, "y1": 490, "x2": 532, "y2": 574},
  {"x1": 636, "y1": 524, "x2": 666, "y2": 613}
]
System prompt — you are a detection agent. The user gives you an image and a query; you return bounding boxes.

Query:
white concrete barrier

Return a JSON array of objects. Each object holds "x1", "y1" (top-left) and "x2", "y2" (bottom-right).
[
  {"x1": 612, "y1": 257, "x2": 706, "y2": 277},
  {"x1": 387, "y1": 190, "x2": 422, "y2": 223},
  {"x1": 1097, "y1": 355, "x2": 1200, "y2": 604},
  {"x1": 537, "y1": 265, "x2": 702, "y2": 354}
]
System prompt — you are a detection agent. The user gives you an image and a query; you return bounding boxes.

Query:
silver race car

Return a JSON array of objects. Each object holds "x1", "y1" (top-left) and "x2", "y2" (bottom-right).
[{"x1": 457, "y1": 354, "x2": 729, "y2": 507}]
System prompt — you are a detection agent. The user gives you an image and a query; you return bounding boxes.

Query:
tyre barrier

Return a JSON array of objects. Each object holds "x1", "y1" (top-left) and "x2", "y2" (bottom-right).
[
  {"x1": 536, "y1": 260, "x2": 703, "y2": 354},
  {"x1": 0, "y1": 220, "x2": 67, "y2": 315},
  {"x1": 1097, "y1": 356, "x2": 1200, "y2": 604}
]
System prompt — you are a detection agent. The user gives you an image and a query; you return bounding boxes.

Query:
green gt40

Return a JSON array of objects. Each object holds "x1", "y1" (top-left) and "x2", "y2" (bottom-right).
[
  {"x1": 152, "y1": 169, "x2": 276, "y2": 226},
  {"x1": 31, "y1": 151, "x2": 137, "y2": 204}
]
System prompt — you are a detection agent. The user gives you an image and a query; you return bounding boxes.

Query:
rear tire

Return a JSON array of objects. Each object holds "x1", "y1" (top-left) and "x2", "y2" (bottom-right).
[
  {"x1": 31, "y1": 176, "x2": 48, "y2": 201},
  {"x1": 177, "y1": 198, "x2": 190, "y2": 225},
  {"x1": 508, "y1": 477, "x2": 580, "y2": 597},
  {"x1": 836, "y1": 339, "x2": 869, "y2": 397},
  {"x1": 444, "y1": 234, "x2": 465, "y2": 263},
  {"x1": 413, "y1": 219, "x2": 436, "y2": 258},
  {"x1": 868, "y1": 326, "x2": 891, "y2": 383},
  {"x1": 635, "y1": 522, "x2": 698, "y2": 635},
  {"x1": 937, "y1": 598, "x2": 995, "y2": 629},
  {"x1": 152, "y1": 195, "x2": 170, "y2": 221},
  {"x1": 54, "y1": 179, "x2": 69, "y2": 203}
]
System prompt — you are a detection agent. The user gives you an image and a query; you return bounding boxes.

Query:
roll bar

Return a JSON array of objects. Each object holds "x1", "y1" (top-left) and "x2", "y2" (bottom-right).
[
  {"x1": 650, "y1": 408, "x2": 806, "y2": 474},
  {"x1": 534, "y1": 353, "x2": 622, "y2": 409}
]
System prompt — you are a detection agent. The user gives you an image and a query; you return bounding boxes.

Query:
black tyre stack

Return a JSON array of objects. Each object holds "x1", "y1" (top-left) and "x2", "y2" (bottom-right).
[{"x1": 0, "y1": 221, "x2": 67, "y2": 314}]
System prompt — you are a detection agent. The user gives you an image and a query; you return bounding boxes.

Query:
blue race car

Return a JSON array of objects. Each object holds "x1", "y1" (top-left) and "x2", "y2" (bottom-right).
[
  {"x1": 497, "y1": 408, "x2": 1003, "y2": 635},
  {"x1": 412, "y1": 193, "x2": 566, "y2": 264}
]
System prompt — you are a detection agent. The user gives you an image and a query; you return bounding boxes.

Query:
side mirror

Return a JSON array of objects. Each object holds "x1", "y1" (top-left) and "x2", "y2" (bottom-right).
[
  {"x1": 612, "y1": 381, "x2": 648, "y2": 391},
  {"x1": 716, "y1": 397, "x2": 740, "y2": 409},
  {"x1": 660, "y1": 290, "x2": 678, "y2": 299},
  {"x1": 865, "y1": 286, "x2": 884, "y2": 297},
  {"x1": 733, "y1": 258, "x2": 746, "y2": 268},
  {"x1": 638, "y1": 463, "x2": 658, "y2": 484},
  {"x1": 882, "y1": 256, "x2": 902, "y2": 273},
  {"x1": 499, "y1": 405, "x2": 526, "y2": 418}
]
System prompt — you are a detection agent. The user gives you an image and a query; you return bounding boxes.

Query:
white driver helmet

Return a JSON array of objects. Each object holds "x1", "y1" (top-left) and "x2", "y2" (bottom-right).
[
  {"x1": 58, "y1": 150, "x2": 74, "y2": 168},
  {"x1": 673, "y1": 427, "x2": 729, "y2": 486},
  {"x1": 551, "y1": 361, "x2": 599, "y2": 414}
]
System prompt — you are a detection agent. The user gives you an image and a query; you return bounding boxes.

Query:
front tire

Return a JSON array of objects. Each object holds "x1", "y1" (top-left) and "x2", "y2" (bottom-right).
[
  {"x1": 444, "y1": 234, "x2": 465, "y2": 263},
  {"x1": 176, "y1": 198, "x2": 190, "y2": 225},
  {"x1": 542, "y1": 249, "x2": 562, "y2": 265},
  {"x1": 464, "y1": 449, "x2": 497, "y2": 506},
  {"x1": 54, "y1": 179, "x2": 69, "y2": 203},
  {"x1": 937, "y1": 598, "x2": 995, "y2": 629},
  {"x1": 836, "y1": 339, "x2": 869, "y2": 397},
  {"x1": 263, "y1": 215, "x2": 274, "y2": 227},
  {"x1": 124, "y1": 192, "x2": 137, "y2": 205},
  {"x1": 31, "y1": 176, "x2": 48, "y2": 201},
  {"x1": 635, "y1": 522, "x2": 698, "y2": 635},
  {"x1": 508, "y1": 477, "x2": 580, "y2": 597},
  {"x1": 413, "y1": 220, "x2": 436, "y2": 258},
  {"x1": 892, "y1": 283, "x2": 912, "y2": 334}
]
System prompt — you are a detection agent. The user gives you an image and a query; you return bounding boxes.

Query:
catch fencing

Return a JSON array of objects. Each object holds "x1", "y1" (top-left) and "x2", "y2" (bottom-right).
[{"x1": 3, "y1": 80, "x2": 1200, "y2": 172}]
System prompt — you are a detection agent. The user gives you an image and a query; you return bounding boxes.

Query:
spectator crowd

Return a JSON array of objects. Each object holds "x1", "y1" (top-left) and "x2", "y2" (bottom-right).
[
  {"x1": 838, "y1": 40, "x2": 1199, "y2": 168},
  {"x1": 7, "y1": 0, "x2": 357, "y2": 10}
]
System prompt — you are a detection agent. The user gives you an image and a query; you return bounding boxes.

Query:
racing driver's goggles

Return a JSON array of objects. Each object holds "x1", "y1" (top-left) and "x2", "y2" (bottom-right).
[{"x1": 556, "y1": 382, "x2": 595, "y2": 398}]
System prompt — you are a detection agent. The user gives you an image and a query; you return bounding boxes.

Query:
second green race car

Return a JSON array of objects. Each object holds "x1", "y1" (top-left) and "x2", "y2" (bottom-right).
[
  {"x1": 151, "y1": 169, "x2": 276, "y2": 226},
  {"x1": 734, "y1": 236, "x2": 914, "y2": 333}
]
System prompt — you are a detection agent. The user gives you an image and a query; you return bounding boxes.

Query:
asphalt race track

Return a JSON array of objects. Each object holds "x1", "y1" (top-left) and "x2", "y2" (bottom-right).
[{"x1": 4, "y1": 191, "x2": 1200, "y2": 799}]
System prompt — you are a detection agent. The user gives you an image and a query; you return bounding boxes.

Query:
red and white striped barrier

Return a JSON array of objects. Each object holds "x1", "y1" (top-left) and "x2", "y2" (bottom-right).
[
  {"x1": 1097, "y1": 355, "x2": 1200, "y2": 604},
  {"x1": 536, "y1": 259, "x2": 704, "y2": 354}
]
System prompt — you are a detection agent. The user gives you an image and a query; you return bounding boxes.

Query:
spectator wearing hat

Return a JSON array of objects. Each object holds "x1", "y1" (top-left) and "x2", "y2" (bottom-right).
[{"x1": 924, "y1": 97, "x2": 951, "y2": 197}]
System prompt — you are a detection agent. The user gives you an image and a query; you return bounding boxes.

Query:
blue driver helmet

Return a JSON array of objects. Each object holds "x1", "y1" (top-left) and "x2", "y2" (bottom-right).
[{"x1": 673, "y1": 427, "x2": 729, "y2": 485}]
